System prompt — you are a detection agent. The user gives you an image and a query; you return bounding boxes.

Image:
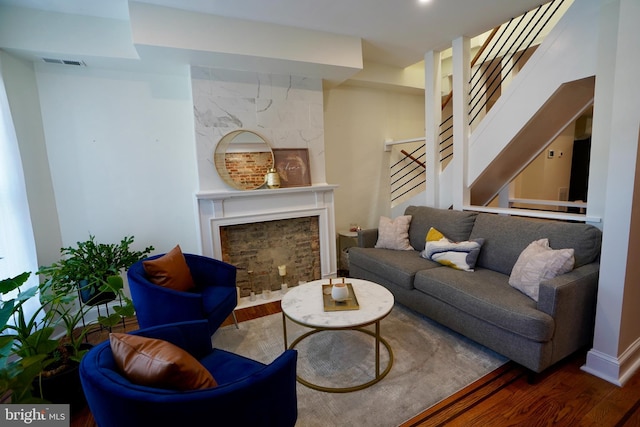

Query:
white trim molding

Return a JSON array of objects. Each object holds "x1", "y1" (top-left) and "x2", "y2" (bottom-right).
[
  {"x1": 582, "y1": 338, "x2": 640, "y2": 386},
  {"x1": 195, "y1": 185, "x2": 338, "y2": 278}
]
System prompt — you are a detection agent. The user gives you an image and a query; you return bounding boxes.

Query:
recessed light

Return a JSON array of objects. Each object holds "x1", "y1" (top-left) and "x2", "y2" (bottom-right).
[{"x1": 418, "y1": 0, "x2": 432, "y2": 4}]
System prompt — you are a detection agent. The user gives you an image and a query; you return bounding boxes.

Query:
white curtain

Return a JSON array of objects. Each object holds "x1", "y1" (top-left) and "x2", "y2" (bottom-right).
[{"x1": 0, "y1": 56, "x2": 40, "y2": 316}]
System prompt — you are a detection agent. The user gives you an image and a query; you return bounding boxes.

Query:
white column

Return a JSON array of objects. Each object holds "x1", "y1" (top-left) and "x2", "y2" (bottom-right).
[
  {"x1": 497, "y1": 183, "x2": 513, "y2": 208},
  {"x1": 452, "y1": 36, "x2": 471, "y2": 210},
  {"x1": 425, "y1": 50, "x2": 442, "y2": 208},
  {"x1": 584, "y1": 0, "x2": 640, "y2": 386}
]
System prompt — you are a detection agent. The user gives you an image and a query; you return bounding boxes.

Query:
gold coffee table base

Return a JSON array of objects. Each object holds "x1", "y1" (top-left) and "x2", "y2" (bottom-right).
[{"x1": 284, "y1": 316, "x2": 394, "y2": 393}]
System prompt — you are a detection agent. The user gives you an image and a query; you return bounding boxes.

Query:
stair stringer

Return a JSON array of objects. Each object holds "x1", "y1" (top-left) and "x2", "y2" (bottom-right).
[{"x1": 467, "y1": 0, "x2": 600, "y2": 203}]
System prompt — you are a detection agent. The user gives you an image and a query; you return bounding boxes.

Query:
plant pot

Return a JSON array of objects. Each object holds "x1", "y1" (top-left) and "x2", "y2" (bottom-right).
[
  {"x1": 78, "y1": 279, "x2": 116, "y2": 306},
  {"x1": 33, "y1": 344, "x2": 93, "y2": 414}
]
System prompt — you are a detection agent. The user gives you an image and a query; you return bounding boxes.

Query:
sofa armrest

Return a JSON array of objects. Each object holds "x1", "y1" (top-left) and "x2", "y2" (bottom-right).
[
  {"x1": 357, "y1": 229, "x2": 378, "y2": 248},
  {"x1": 537, "y1": 262, "x2": 599, "y2": 359}
]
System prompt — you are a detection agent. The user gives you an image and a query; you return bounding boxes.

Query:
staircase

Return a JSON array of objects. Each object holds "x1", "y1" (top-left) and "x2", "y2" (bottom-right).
[
  {"x1": 468, "y1": 0, "x2": 599, "y2": 206},
  {"x1": 390, "y1": 0, "x2": 601, "y2": 221},
  {"x1": 470, "y1": 75, "x2": 594, "y2": 205}
]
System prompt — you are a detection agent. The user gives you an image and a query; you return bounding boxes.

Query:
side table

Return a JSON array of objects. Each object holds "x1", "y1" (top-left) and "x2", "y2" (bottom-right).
[{"x1": 337, "y1": 230, "x2": 358, "y2": 271}]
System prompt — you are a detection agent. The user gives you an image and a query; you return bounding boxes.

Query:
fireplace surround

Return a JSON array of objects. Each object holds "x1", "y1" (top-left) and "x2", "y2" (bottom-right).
[{"x1": 195, "y1": 185, "x2": 338, "y2": 285}]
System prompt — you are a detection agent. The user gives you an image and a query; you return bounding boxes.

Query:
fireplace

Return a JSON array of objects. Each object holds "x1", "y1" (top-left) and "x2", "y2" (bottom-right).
[
  {"x1": 195, "y1": 185, "x2": 337, "y2": 293},
  {"x1": 220, "y1": 216, "x2": 321, "y2": 297}
]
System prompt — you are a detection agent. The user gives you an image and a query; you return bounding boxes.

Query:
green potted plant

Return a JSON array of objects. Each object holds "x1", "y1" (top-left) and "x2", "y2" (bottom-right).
[
  {"x1": 0, "y1": 269, "x2": 136, "y2": 407},
  {"x1": 0, "y1": 271, "x2": 50, "y2": 404},
  {"x1": 38, "y1": 235, "x2": 154, "y2": 306},
  {"x1": 0, "y1": 235, "x2": 152, "y2": 407}
]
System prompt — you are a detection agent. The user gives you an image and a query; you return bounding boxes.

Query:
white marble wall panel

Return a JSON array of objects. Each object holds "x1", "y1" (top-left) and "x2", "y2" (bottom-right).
[
  {"x1": 256, "y1": 98, "x2": 310, "y2": 130},
  {"x1": 191, "y1": 66, "x2": 326, "y2": 190}
]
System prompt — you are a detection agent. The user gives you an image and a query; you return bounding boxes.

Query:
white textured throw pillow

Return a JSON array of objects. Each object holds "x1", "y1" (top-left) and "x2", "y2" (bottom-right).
[
  {"x1": 509, "y1": 238, "x2": 575, "y2": 301},
  {"x1": 374, "y1": 215, "x2": 414, "y2": 251}
]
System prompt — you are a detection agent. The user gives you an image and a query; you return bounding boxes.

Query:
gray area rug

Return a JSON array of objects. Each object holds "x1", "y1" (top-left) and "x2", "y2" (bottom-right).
[{"x1": 212, "y1": 304, "x2": 507, "y2": 427}]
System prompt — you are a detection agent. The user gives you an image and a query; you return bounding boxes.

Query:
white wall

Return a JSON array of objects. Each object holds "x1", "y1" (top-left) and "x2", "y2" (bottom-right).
[
  {"x1": 324, "y1": 83, "x2": 425, "y2": 232},
  {"x1": 33, "y1": 63, "x2": 199, "y2": 257},
  {"x1": 512, "y1": 124, "x2": 576, "y2": 209}
]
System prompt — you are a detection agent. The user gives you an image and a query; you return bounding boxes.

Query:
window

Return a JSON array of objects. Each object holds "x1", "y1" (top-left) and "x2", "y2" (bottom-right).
[{"x1": 0, "y1": 57, "x2": 39, "y2": 317}]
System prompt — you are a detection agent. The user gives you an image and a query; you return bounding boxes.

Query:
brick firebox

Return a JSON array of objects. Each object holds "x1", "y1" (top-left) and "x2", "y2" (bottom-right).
[{"x1": 220, "y1": 216, "x2": 321, "y2": 297}]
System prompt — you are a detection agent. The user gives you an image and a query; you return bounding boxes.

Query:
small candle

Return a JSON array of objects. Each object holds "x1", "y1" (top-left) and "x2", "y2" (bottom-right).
[{"x1": 278, "y1": 265, "x2": 286, "y2": 276}]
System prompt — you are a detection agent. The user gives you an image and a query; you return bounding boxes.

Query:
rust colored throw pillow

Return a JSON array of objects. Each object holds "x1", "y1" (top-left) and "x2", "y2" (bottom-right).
[
  {"x1": 142, "y1": 245, "x2": 195, "y2": 292},
  {"x1": 109, "y1": 333, "x2": 217, "y2": 390}
]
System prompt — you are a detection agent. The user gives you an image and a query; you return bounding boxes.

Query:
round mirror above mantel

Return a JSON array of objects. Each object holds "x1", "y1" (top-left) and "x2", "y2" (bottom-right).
[{"x1": 213, "y1": 130, "x2": 274, "y2": 190}]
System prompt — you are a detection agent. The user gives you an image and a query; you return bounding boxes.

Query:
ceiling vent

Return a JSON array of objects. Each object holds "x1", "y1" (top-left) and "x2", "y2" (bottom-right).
[{"x1": 42, "y1": 58, "x2": 87, "y2": 67}]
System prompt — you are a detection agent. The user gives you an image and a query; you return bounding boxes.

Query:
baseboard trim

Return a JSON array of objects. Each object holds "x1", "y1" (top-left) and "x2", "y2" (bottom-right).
[{"x1": 582, "y1": 338, "x2": 640, "y2": 386}]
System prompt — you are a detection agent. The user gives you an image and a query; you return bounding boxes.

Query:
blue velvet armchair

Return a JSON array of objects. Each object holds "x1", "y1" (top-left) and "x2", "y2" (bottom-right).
[
  {"x1": 80, "y1": 320, "x2": 298, "y2": 427},
  {"x1": 128, "y1": 253, "x2": 238, "y2": 334}
]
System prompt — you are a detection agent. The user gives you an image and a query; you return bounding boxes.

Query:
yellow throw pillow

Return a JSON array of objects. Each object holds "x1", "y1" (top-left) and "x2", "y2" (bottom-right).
[
  {"x1": 142, "y1": 245, "x2": 195, "y2": 292},
  {"x1": 426, "y1": 227, "x2": 445, "y2": 242},
  {"x1": 109, "y1": 333, "x2": 217, "y2": 390}
]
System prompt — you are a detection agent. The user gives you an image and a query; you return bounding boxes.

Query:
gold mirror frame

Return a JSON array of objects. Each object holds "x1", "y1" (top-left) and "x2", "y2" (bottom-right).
[{"x1": 213, "y1": 130, "x2": 274, "y2": 190}]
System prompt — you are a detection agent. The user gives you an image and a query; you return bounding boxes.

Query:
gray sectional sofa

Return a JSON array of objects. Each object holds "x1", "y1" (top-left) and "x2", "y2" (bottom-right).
[{"x1": 349, "y1": 205, "x2": 602, "y2": 374}]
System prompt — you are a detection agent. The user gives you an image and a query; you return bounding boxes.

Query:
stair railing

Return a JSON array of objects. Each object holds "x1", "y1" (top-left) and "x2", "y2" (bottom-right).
[
  {"x1": 390, "y1": 145, "x2": 426, "y2": 203},
  {"x1": 468, "y1": 0, "x2": 566, "y2": 126},
  {"x1": 389, "y1": 0, "x2": 567, "y2": 207}
]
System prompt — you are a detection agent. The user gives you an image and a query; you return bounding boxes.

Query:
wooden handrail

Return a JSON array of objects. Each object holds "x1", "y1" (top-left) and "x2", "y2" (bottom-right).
[
  {"x1": 471, "y1": 27, "x2": 500, "y2": 69},
  {"x1": 401, "y1": 150, "x2": 425, "y2": 169},
  {"x1": 441, "y1": 26, "x2": 500, "y2": 110}
]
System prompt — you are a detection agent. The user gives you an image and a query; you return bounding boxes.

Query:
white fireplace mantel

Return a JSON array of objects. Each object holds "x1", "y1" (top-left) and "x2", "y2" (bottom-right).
[{"x1": 195, "y1": 185, "x2": 338, "y2": 278}]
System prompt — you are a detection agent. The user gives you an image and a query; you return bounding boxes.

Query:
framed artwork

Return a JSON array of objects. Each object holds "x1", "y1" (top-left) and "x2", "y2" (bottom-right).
[{"x1": 273, "y1": 148, "x2": 311, "y2": 188}]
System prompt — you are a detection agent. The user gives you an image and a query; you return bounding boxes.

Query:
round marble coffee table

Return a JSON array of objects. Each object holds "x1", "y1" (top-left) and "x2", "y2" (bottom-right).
[{"x1": 281, "y1": 278, "x2": 394, "y2": 392}]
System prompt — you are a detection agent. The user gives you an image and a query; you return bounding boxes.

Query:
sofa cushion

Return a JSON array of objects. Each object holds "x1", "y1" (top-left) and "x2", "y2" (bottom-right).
[
  {"x1": 509, "y1": 239, "x2": 575, "y2": 301},
  {"x1": 469, "y1": 213, "x2": 602, "y2": 275},
  {"x1": 404, "y1": 206, "x2": 478, "y2": 251},
  {"x1": 413, "y1": 267, "x2": 555, "y2": 342},
  {"x1": 348, "y1": 247, "x2": 439, "y2": 290}
]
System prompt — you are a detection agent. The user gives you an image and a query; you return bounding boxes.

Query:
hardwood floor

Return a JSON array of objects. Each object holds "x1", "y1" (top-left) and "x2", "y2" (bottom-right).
[
  {"x1": 72, "y1": 303, "x2": 640, "y2": 427},
  {"x1": 401, "y1": 352, "x2": 640, "y2": 427}
]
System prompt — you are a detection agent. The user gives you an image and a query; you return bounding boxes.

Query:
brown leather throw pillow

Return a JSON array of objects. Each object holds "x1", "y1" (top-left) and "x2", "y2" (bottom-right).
[
  {"x1": 109, "y1": 333, "x2": 217, "y2": 390},
  {"x1": 142, "y1": 244, "x2": 195, "y2": 292}
]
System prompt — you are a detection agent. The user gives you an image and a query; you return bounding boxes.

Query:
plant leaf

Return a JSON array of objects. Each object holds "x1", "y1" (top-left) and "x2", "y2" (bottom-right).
[
  {"x1": 0, "y1": 300, "x2": 15, "y2": 330},
  {"x1": 0, "y1": 272, "x2": 30, "y2": 294}
]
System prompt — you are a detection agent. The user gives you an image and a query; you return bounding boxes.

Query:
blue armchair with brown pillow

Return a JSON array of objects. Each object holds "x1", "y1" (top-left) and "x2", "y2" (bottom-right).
[
  {"x1": 80, "y1": 320, "x2": 298, "y2": 427},
  {"x1": 127, "y1": 246, "x2": 238, "y2": 335}
]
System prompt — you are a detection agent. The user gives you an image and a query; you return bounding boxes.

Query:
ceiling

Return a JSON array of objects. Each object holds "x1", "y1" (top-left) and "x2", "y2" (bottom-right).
[{"x1": 0, "y1": 0, "x2": 548, "y2": 68}]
